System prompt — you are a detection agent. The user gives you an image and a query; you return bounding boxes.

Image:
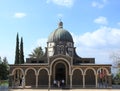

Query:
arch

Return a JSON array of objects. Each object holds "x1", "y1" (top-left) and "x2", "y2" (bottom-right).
[
  {"x1": 97, "y1": 67, "x2": 109, "y2": 75},
  {"x1": 97, "y1": 67, "x2": 109, "y2": 88},
  {"x1": 37, "y1": 68, "x2": 49, "y2": 75},
  {"x1": 54, "y1": 61, "x2": 67, "y2": 79},
  {"x1": 72, "y1": 68, "x2": 83, "y2": 86},
  {"x1": 38, "y1": 69, "x2": 49, "y2": 86},
  {"x1": 85, "y1": 68, "x2": 96, "y2": 86},
  {"x1": 84, "y1": 67, "x2": 96, "y2": 75},
  {"x1": 52, "y1": 60, "x2": 68, "y2": 85},
  {"x1": 12, "y1": 68, "x2": 24, "y2": 75},
  {"x1": 50, "y1": 57, "x2": 71, "y2": 75},
  {"x1": 11, "y1": 68, "x2": 24, "y2": 87},
  {"x1": 25, "y1": 67, "x2": 37, "y2": 75},
  {"x1": 72, "y1": 68, "x2": 83, "y2": 75},
  {"x1": 25, "y1": 68, "x2": 36, "y2": 87}
]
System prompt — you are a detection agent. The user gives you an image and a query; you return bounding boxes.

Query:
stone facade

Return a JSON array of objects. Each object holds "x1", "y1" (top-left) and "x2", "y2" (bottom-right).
[{"x1": 9, "y1": 21, "x2": 112, "y2": 88}]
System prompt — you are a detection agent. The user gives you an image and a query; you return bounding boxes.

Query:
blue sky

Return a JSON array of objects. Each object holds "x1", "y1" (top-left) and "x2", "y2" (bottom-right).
[{"x1": 0, "y1": 0, "x2": 120, "y2": 64}]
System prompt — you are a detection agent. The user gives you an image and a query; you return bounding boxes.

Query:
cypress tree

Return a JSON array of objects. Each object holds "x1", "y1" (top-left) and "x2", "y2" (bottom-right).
[
  {"x1": 19, "y1": 37, "x2": 24, "y2": 64},
  {"x1": 14, "y1": 33, "x2": 19, "y2": 64}
]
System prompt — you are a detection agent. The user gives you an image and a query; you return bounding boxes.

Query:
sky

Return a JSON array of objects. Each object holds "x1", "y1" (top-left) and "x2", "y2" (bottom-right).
[{"x1": 0, "y1": 0, "x2": 120, "y2": 64}]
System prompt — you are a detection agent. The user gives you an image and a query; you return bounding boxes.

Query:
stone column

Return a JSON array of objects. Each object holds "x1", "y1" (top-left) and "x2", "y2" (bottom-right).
[
  {"x1": 95, "y1": 74, "x2": 98, "y2": 88},
  {"x1": 70, "y1": 74, "x2": 72, "y2": 88},
  {"x1": 108, "y1": 75, "x2": 112, "y2": 88},
  {"x1": 22, "y1": 75, "x2": 25, "y2": 88},
  {"x1": 83, "y1": 74, "x2": 85, "y2": 88},
  {"x1": 36, "y1": 74, "x2": 38, "y2": 88},
  {"x1": 49, "y1": 74, "x2": 51, "y2": 88}
]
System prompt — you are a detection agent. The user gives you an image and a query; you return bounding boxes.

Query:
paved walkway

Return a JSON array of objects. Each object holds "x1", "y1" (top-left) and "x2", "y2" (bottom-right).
[
  {"x1": 1, "y1": 85, "x2": 120, "y2": 91},
  {"x1": 9, "y1": 89, "x2": 120, "y2": 91}
]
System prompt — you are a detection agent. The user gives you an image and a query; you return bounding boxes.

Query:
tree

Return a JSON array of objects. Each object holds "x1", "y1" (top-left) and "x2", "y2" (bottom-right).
[
  {"x1": 29, "y1": 46, "x2": 44, "y2": 59},
  {"x1": 19, "y1": 37, "x2": 24, "y2": 64},
  {"x1": 110, "y1": 51, "x2": 120, "y2": 68},
  {"x1": 0, "y1": 57, "x2": 9, "y2": 80},
  {"x1": 3, "y1": 57, "x2": 8, "y2": 64},
  {"x1": 3, "y1": 57, "x2": 9, "y2": 69},
  {"x1": 0, "y1": 57, "x2": 2, "y2": 64},
  {"x1": 110, "y1": 51, "x2": 120, "y2": 84},
  {"x1": 0, "y1": 63, "x2": 9, "y2": 80},
  {"x1": 14, "y1": 33, "x2": 25, "y2": 64},
  {"x1": 14, "y1": 33, "x2": 20, "y2": 64}
]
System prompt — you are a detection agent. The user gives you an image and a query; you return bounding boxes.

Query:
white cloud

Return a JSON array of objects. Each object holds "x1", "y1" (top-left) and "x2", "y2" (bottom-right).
[
  {"x1": 94, "y1": 16, "x2": 108, "y2": 25},
  {"x1": 46, "y1": 0, "x2": 75, "y2": 7},
  {"x1": 14, "y1": 13, "x2": 26, "y2": 18},
  {"x1": 92, "y1": 0, "x2": 108, "y2": 8},
  {"x1": 73, "y1": 26, "x2": 120, "y2": 48},
  {"x1": 72, "y1": 26, "x2": 120, "y2": 64}
]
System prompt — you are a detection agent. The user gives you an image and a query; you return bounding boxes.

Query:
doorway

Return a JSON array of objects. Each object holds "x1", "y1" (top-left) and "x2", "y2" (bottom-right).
[{"x1": 55, "y1": 63, "x2": 66, "y2": 83}]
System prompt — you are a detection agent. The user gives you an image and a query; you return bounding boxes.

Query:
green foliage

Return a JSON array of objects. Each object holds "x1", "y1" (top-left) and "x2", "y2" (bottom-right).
[
  {"x1": 29, "y1": 46, "x2": 44, "y2": 59},
  {"x1": 114, "y1": 72, "x2": 120, "y2": 80},
  {"x1": 0, "y1": 80, "x2": 8, "y2": 86},
  {"x1": 0, "y1": 57, "x2": 2, "y2": 64},
  {"x1": 15, "y1": 33, "x2": 19, "y2": 64},
  {"x1": 0, "y1": 57, "x2": 9, "y2": 80},
  {"x1": 19, "y1": 37, "x2": 24, "y2": 64},
  {"x1": 112, "y1": 69, "x2": 120, "y2": 84},
  {"x1": 14, "y1": 33, "x2": 25, "y2": 64}
]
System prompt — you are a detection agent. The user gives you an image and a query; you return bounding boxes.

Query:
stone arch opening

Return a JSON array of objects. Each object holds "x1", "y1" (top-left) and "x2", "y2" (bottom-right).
[
  {"x1": 85, "y1": 69, "x2": 96, "y2": 87},
  {"x1": 97, "y1": 68, "x2": 109, "y2": 88},
  {"x1": 72, "y1": 69, "x2": 83, "y2": 87},
  {"x1": 25, "y1": 69, "x2": 36, "y2": 87},
  {"x1": 51, "y1": 59, "x2": 69, "y2": 86},
  {"x1": 50, "y1": 58, "x2": 71, "y2": 75},
  {"x1": 38, "y1": 69, "x2": 49, "y2": 87},
  {"x1": 12, "y1": 68, "x2": 24, "y2": 87}
]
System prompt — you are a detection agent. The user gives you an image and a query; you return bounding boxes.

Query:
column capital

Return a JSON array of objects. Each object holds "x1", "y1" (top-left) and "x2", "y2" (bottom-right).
[
  {"x1": 48, "y1": 74, "x2": 51, "y2": 76},
  {"x1": 82, "y1": 74, "x2": 86, "y2": 76},
  {"x1": 35, "y1": 73, "x2": 38, "y2": 76},
  {"x1": 95, "y1": 74, "x2": 98, "y2": 76},
  {"x1": 69, "y1": 74, "x2": 73, "y2": 76}
]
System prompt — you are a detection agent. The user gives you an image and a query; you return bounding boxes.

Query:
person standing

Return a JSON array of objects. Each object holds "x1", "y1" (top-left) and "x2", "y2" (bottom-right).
[
  {"x1": 57, "y1": 81, "x2": 60, "y2": 88},
  {"x1": 22, "y1": 76, "x2": 25, "y2": 88},
  {"x1": 53, "y1": 80, "x2": 57, "y2": 87},
  {"x1": 62, "y1": 79, "x2": 64, "y2": 87}
]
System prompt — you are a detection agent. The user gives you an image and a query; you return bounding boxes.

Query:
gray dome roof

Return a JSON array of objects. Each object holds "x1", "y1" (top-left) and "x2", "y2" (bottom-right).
[{"x1": 48, "y1": 22, "x2": 73, "y2": 42}]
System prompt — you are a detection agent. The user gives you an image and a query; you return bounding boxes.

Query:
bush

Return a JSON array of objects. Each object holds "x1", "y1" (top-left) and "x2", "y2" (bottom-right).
[{"x1": 0, "y1": 80, "x2": 8, "y2": 86}]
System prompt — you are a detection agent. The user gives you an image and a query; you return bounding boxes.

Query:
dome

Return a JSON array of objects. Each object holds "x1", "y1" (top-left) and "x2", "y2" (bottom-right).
[{"x1": 48, "y1": 21, "x2": 73, "y2": 42}]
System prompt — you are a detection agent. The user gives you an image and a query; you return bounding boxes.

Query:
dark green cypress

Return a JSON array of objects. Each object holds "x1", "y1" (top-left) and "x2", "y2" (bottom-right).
[
  {"x1": 14, "y1": 33, "x2": 19, "y2": 64},
  {"x1": 19, "y1": 37, "x2": 24, "y2": 64}
]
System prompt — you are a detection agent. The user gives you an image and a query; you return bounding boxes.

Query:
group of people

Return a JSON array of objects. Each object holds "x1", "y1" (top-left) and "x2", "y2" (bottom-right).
[{"x1": 53, "y1": 79, "x2": 65, "y2": 88}]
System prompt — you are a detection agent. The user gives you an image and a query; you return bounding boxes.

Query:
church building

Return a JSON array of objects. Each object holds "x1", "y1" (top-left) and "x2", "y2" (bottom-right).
[{"x1": 9, "y1": 21, "x2": 112, "y2": 88}]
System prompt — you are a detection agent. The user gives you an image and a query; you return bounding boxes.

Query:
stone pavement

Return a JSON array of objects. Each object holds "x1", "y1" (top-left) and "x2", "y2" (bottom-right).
[
  {"x1": 1, "y1": 85, "x2": 120, "y2": 91},
  {"x1": 8, "y1": 89, "x2": 120, "y2": 91}
]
